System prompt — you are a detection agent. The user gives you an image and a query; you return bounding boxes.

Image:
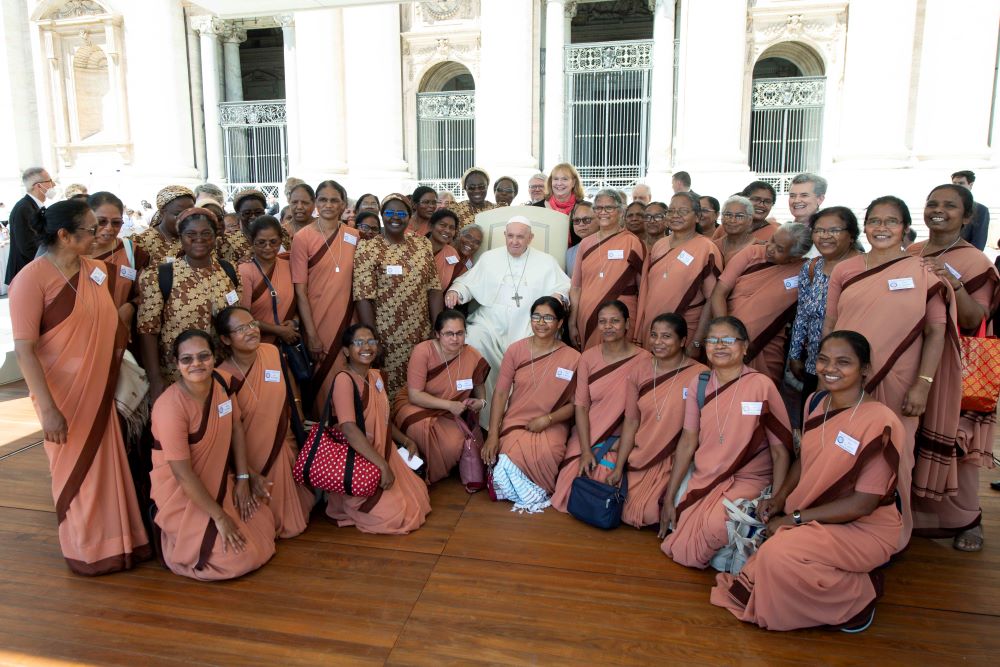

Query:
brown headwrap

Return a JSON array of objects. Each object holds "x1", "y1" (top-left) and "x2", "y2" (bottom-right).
[
  {"x1": 461, "y1": 166, "x2": 490, "y2": 188},
  {"x1": 156, "y1": 185, "x2": 196, "y2": 211},
  {"x1": 380, "y1": 193, "x2": 412, "y2": 216},
  {"x1": 175, "y1": 207, "x2": 219, "y2": 232},
  {"x1": 232, "y1": 188, "x2": 267, "y2": 212}
]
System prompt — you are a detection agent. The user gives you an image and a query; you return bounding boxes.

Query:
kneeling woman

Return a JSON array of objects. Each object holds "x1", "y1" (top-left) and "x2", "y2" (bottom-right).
[
  {"x1": 482, "y1": 297, "x2": 581, "y2": 511},
  {"x1": 711, "y1": 332, "x2": 904, "y2": 632},
  {"x1": 150, "y1": 330, "x2": 276, "y2": 580},
  {"x1": 325, "y1": 324, "x2": 431, "y2": 534},
  {"x1": 393, "y1": 310, "x2": 490, "y2": 484},
  {"x1": 217, "y1": 306, "x2": 313, "y2": 539},
  {"x1": 612, "y1": 313, "x2": 708, "y2": 528},
  {"x1": 550, "y1": 300, "x2": 652, "y2": 512},
  {"x1": 659, "y1": 316, "x2": 793, "y2": 568}
]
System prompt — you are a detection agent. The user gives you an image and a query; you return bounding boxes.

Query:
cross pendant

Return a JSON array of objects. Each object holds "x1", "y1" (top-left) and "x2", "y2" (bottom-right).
[{"x1": 512, "y1": 292, "x2": 523, "y2": 307}]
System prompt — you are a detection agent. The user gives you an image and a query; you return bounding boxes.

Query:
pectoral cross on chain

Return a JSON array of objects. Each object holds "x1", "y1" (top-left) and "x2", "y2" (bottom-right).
[{"x1": 512, "y1": 292, "x2": 523, "y2": 307}]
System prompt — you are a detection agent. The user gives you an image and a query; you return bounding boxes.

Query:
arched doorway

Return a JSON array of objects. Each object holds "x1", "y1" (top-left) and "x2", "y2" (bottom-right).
[
  {"x1": 748, "y1": 43, "x2": 826, "y2": 194},
  {"x1": 416, "y1": 62, "x2": 475, "y2": 195}
]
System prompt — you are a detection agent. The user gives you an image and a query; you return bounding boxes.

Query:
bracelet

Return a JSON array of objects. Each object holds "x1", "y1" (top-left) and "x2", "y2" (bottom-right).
[
  {"x1": 236, "y1": 473, "x2": 250, "y2": 480},
  {"x1": 918, "y1": 375, "x2": 934, "y2": 384},
  {"x1": 546, "y1": 414, "x2": 553, "y2": 425},
  {"x1": 293, "y1": 398, "x2": 302, "y2": 404},
  {"x1": 954, "y1": 280, "x2": 965, "y2": 291}
]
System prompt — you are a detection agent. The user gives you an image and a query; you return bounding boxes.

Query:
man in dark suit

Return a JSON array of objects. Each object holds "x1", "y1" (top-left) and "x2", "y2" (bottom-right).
[
  {"x1": 4, "y1": 166, "x2": 54, "y2": 285},
  {"x1": 952, "y1": 169, "x2": 990, "y2": 251}
]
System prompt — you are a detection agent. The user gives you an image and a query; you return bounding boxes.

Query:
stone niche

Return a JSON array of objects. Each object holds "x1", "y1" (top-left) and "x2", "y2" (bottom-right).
[{"x1": 32, "y1": 0, "x2": 132, "y2": 166}]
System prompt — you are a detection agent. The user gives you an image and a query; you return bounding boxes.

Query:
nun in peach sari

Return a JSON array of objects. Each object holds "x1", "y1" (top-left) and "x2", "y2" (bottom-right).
[
  {"x1": 11, "y1": 199, "x2": 151, "y2": 575},
  {"x1": 712, "y1": 332, "x2": 904, "y2": 633},
  {"x1": 659, "y1": 317, "x2": 793, "y2": 569},
  {"x1": 482, "y1": 297, "x2": 581, "y2": 512},
  {"x1": 150, "y1": 331, "x2": 276, "y2": 580},
  {"x1": 710, "y1": 223, "x2": 811, "y2": 385},
  {"x1": 217, "y1": 306, "x2": 313, "y2": 539}
]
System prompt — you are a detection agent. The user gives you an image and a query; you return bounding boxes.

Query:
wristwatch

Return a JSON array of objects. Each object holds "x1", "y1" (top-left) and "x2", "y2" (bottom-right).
[{"x1": 792, "y1": 509, "x2": 803, "y2": 525}]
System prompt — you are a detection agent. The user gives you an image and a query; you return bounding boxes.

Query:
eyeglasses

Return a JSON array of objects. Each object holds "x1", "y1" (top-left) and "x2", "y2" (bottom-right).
[
  {"x1": 465, "y1": 184, "x2": 487, "y2": 192},
  {"x1": 419, "y1": 199, "x2": 439, "y2": 207},
  {"x1": 704, "y1": 336, "x2": 744, "y2": 346},
  {"x1": 97, "y1": 218, "x2": 124, "y2": 228},
  {"x1": 721, "y1": 212, "x2": 748, "y2": 221},
  {"x1": 644, "y1": 214, "x2": 667, "y2": 222},
  {"x1": 357, "y1": 223, "x2": 380, "y2": 233},
  {"x1": 572, "y1": 216, "x2": 594, "y2": 225},
  {"x1": 748, "y1": 196, "x2": 774, "y2": 206},
  {"x1": 495, "y1": 187, "x2": 516, "y2": 194},
  {"x1": 178, "y1": 351, "x2": 214, "y2": 365},
  {"x1": 382, "y1": 210, "x2": 409, "y2": 220},
  {"x1": 253, "y1": 238, "x2": 281, "y2": 248},
  {"x1": 182, "y1": 231, "x2": 215, "y2": 241},
  {"x1": 593, "y1": 205, "x2": 618, "y2": 214},
  {"x1": 230, "y1": 320, "x2": 260, "y2": 336},
  {"x1": 812, "y1": 227, "x2": 847, "y2": 237},
  {"x1": 666, "y1": 208, "x2": 693, "y2": 217},
  {"x1": 240, "y1": 209, "x2": 266, "y2": 219},
  {"x1": 78, "y1": 226, "x2": 98, "y2": 236},
  {"x1": 439, "y1": 330, "x2": 466, "y2": 338},
  {"x1": 32, "y1": 179, "x2": 54, "y2": 187},
  {"x1": 350, "y1": 338, "x2": 379, "y2": 347},
  {"x1": 864, "y1": 218, "x2": 904, "y2": 229},
  {"x1": 530, "y1": 314, "x2": 558, "y2": 323}
]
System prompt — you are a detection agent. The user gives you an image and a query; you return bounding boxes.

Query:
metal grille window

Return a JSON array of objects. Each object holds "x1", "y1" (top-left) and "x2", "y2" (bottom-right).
[
  {"x1": 749, "y1": 77, "x2": 825, "y2": 194},
  {"x1": 565, "y1": 40, "x2": 653, "y2": 193},
  {"x1": 417, "y1": 91, "x2": 475, "y2": 196},
  {"x1": 219, "y1": 100, "x2": 288, "y2": 198}
]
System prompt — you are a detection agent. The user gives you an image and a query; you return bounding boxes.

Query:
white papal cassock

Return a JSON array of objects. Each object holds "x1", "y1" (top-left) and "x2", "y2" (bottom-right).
[{"x1": 449, "y1": 246, "x2": 571, "y2": 427}]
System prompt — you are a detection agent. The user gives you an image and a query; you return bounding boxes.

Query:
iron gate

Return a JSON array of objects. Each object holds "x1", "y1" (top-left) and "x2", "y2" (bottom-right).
[
  {"x1": 564, "y1": 40, "x2": 653, "y2": 193},
  {"x1": 219, "y1": 100, "x2": 288, "y2": 199},
  {"x1": 416, "y1": 91, "x2": 475, "y2": 196},
  {"x1": 749, "y1": 77, "x2": 825, "y2": 194}
]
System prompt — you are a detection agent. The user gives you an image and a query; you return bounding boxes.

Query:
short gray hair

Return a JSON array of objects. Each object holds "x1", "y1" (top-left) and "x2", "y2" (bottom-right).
[
  {"x1": 722, "y1": 195, "x2": 754, "y2": 219},
  {"x1": 194, "y1": 183, "x2": 225, "y2": 204},
  {"x1": 778, "y1": 222, "x2": 813, "y2": 257},
  {"x1": 21, "y1": 167, "x2": 46, "y2": 189},
  {"x1": 459, "y1": 223, "x2": 484, "y2": 237},
  {"x1": 594, "y1": 188, "x2": 625, "y2": 213},
  {"x1": 528, "y1": 173, "x2": 546, "y2": 184},
  {"x1": 791, "y1": 172, "x2": 828, "y2": 197}
]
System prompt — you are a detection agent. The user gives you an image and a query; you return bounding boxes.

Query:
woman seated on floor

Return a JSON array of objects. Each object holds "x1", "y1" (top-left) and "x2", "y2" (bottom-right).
[
  {"x1": 324, "y1": 324, "x2": 431, "y2": 534},
  {"x1": 216, "y1": 306, "x2": 313, "y2": 539},
  {"x1": 550, "y1": 300, "x2": 652, "y2": 512},
  {"x1": 393, "y1": 310, "x2": 490, "y2": 485},
  {"x1": 611, "y1": 313, "x2": 708, "y2": 528},
  {"x1": 711, "y1": 331, "x2": 904, "y2": 632},
  {"x1": 481, "y1": 297, "x2": 581, "y2": 512},
  {"x1": 150, "y1": 329, "x2": 276, "y2": 581},
  {"x1": 658, "y1": 316, "x2": 793, "y2": 569}
]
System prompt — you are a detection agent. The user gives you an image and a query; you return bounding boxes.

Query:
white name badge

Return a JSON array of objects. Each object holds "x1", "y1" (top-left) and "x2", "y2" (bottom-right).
[
  {"x1": 344, "y1": 233, "x2": 358, "y2": 246},
  {"x1": 834, "y1": 431, "x2": 860, "y2": 456},
  {"x1": 945, "y1": 263, "x2": 962, "y2": 281},
  {"x1": 607, "y1": 248, "x2": 625, "y2": 260},
  {"x1": 456, "y1": 378, "x2": 474, "y2": 391},
  {"x1": 119, "y1": 265, "x2": 137, "y2": 281},
  {"x1": 887, "y1": 277, "x2": 915, "y2": 291},
  {"x1": 465, "y1": 259, "x2": 474, "y2": 270},
  {"x1": 225, "y1": 290, "x2": 239, "y2": 305},
  {"x1": 376, "y1": 377, "x2": 385, "y2": 393},
  {"x1": 682, "y1": 387, "x2": 689, "y2": 400},
  {"x1": 677, "y1": 250, "x2": 694, "y2": 266},
  {"x1": 741, "y1": 401, "x2": 763, "y2": 416},
  {"x1": 386, "y1": 265, "x2": 404, "y2": 275},
  {"x1": 555, "y1": 367, "x2": 574, "y2": 381},
  {"x1": 397, "y1": 446, "x2": 424, "y2": 471},
  {"x1": 264, "y1": 370, "x2": 281, "y2": 383},
  {"x1": 783, "y1": 276, "x2": 799, "y2": 290},
  {"x1": 165, "y1": 256, "x2": 176, "y2": 263},
  {"x1": 445, "y1": 255, "x2": 460, "y2": 265},
  {"x1": 90, "y1": 267, "x2": 106, "y2": 285},
  {"x1": 218, "y1": 400, "x2": 233, "y2": 417}
]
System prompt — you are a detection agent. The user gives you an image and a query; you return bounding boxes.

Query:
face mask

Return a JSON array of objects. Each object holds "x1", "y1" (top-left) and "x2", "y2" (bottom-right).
[{"x1": 45, "y1": 187, "x2": 61, "y2": 202}]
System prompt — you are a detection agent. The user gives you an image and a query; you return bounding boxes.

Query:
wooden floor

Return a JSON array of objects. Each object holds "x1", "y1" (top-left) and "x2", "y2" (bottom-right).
[{"x1": 0, "y1": 382, "x2": 998, "y2": 666}]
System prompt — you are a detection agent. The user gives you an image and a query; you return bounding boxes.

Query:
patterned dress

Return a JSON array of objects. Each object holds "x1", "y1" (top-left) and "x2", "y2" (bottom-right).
[
  {"x1": 448, "y1": 200, "x2": 496, "y2": 230},
  {"x1": 133, "y1": 227, "x2": 180, "y2": 267},
  {"x1": 353, "y1": 235, "x2": 442, "y2": 396},
  {"x1": 137, "y1": 258, "x2": 242, "y2": 383},
  {"x1": 788, "y1": 257, "x2": 829, "y2": 375}
]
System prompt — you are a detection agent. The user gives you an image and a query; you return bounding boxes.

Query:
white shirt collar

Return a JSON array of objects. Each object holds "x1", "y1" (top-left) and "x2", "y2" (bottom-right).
[{"x1": 28, "y1": 193, "x2": 45, "y2": 208}]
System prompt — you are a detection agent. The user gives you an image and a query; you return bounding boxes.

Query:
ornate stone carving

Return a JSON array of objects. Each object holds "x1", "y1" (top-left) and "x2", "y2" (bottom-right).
[
  {"x1": 416, "y1": 0, "x2": 474, "y2": 23},
  {"x1": 747, "y1": 4, "x2": 848, "y2": 69},
  {"x1": 218, "y1": 101, "x2": 287, "y2": 126},
  {"x1": 43, "y1": 0, "x2": 107, "y2": 20},
  {"x1": 565, "y1": 41, "x2": 653, "y2": 72},
  {"x1": 752, "y1": 78, "x2": 825, "y2": 109},
  {"x1": 222, "y1": 24, "x2": 247, "y2": 44},
  {"x1": 274, "y1": 15, "x2": 294, "y2": 29},
  {"x1": 565, "y1": 1, "x2": 578, "y2": 19},
  {"x1": 404, "y1": 35, "x2": 480, "y2": 82},
  {"x1": 189, "y1": 15, "x2": 227, "y2": 37},
  {"x1": 416, "y1": 92, "x2": 475, "y2": 119}
]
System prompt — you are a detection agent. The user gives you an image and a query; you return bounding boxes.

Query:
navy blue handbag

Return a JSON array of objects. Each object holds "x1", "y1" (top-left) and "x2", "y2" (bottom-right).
[{"x1": 567, "y1": 438, "x2": 628, "y2": 530}]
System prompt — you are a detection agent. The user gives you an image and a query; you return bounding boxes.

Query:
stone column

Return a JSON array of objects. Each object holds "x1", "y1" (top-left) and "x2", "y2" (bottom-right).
[
  {"x1": 293, "y1": 8, "x2": 348, "y2": 182},
  {"x1": 343, "y1": 3, "x2": 409, "y2": 194},
  {"x1": 672, "y1": 0, "x2": 749, "y2": 191},
  {"x1": 222, "y1": 23, "x2": 246, "y2": 103},
  {"x1": 185, "y1": 17, "x2": 208, "y2": 180},
  {"x1": 190, "y1": 16, "x2": 227, "y2": 184},
  {"x1": 478, "y1": 0, "x2": 538, "y2": 189},
  {"x1": 542, "y1": 0, "x2": 567, "y2": 170},
  {"x1": 276, "y1": 15, "x2": 300, "y2": 178},
  {"x1": 643, "y1": 0, "x2": 676, "y2": 195}
]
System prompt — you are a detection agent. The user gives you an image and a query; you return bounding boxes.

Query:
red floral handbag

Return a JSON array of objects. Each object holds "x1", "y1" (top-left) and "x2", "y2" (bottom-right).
[
  {"x1": 960, "y1": 319, "x2": 1000, "y2": 413},
  {"x1": 293, "y1": 372, "x2": 381, "y2": 496}
]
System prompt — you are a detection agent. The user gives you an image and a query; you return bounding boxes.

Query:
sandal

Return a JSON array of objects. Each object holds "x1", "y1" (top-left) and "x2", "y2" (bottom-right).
[
  {"x1": 841, "y1": 608, "x2": 875, "y2": 634},
  {"x1": 953, "y1": 526, "x2": 984, "y2": 553}
]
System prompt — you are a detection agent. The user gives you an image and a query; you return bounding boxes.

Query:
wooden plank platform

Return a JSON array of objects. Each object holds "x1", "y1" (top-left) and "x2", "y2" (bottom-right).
[{"x1": 0, "y1": 380, "x2": 997, "y2": 666}]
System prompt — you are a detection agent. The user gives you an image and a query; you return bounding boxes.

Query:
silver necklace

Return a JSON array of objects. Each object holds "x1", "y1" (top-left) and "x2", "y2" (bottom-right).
[
  {"x1": 45, "y1": 254, "x2": 79, "y2": 293},
  {"x1": 504, "y1": 249, "x2": 530, "y2": 307},
  {"x1": 712, "y1": 366, "x2": 744, "y2": 444},
  {"x1": 651, "y1": 356, "x2": 686, "y2": 422},
  {"x1": 821, "y1": 389, "x2": 865, "y2": 448}
]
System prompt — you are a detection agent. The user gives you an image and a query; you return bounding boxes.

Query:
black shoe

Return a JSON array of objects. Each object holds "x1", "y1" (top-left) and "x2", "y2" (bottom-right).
[{"x1": 991, "y1": 480, "x2": 1000, "y2": 491}]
